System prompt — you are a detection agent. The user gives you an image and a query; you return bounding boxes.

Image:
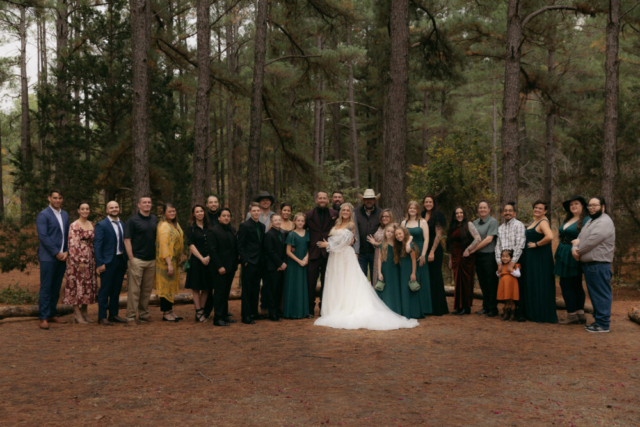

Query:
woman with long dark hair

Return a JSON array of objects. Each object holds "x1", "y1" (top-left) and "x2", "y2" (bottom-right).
[
  {"x1": 185, "y1": 204, "x2": 214, "y2": 322},
  {"x1": 555, "y1": 196, "x2": 589, "y2": 325},
  {"x1": 447, "y1": 207, "x2": 481, "y2": 315},
  {"x1": 210, "y1": 208, "x2": 239, "y2": 326},
  {"x1": 154, "y1": 203, "x2": 185, "y2": 322},
  {"x1": 421, "y1": 195, "x2": 449, "y2": 315},
  {"x1": 521, "y1": 200, "x2": 557, "y2": 323}
]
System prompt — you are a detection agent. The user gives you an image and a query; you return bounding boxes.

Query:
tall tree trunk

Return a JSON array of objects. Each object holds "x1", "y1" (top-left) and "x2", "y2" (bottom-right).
[
  {"x1": 245, "y1": 0, "x2": 268, "y2": 207},
  {"x1": 543, "y1": 46, "x2": 556, "y2": 205},
  {"x1": 0, "y1": 123, "x2": 4, "y2": 218},
  {"x1": 602, "y1": 0, "x2": 619, "y2": 212},
  {"x1": 20, "y1": 6, "x2": 31, "y2": 221},
  {"x1": 56, "y1": 0, "x2": 68, "y2": 126},
  {"x1": 192, "y1": 0, "x2": 210, "y2": 206},
  {"x1": 491, "y1": 70, "x2": 498, "y2": 200},
  {"x1": 382, "y1": 0, "x2": 409, "y2": 218},
  {"x1": 313, "y1": 38, "x2": 323, "y2": 167},
  {"x1": 421, "y1": 90, "x2": 430, "y2": 165},
  {"x1": 439, "y1": 90, "x2": 446, "y2": 140},
  {"x1": 331, "y1": 103, "x2": 340, "y2": 161},
  {"x1": 347, "y1": 29, "x2": 359, "y2": 188},
  {"x1": 500, "y1": 0, "x2": 522, "y2": 207},
  {"x1": 130, "y1": 0, "x2": 151, "y2": 209},
  {"x1": 226, "y1": 17, "x2": 238, "y2": 212}
]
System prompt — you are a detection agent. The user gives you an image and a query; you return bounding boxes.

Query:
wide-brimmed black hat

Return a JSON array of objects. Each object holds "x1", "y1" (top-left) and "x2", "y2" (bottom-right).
[
  {"x1": 562, "y1": 195, "x2": 587, "y2": 213},
  {"x1": 253, "y1": 191, "x2": 275, "y2": 204}
]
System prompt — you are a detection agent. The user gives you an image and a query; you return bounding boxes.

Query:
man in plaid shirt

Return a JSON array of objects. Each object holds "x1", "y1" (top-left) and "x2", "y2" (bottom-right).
[{"x1": 495, "y1": 202, "x2": 527, "y2": 320}]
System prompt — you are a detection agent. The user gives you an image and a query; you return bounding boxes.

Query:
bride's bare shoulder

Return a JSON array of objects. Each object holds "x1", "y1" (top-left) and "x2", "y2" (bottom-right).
[{"x1": 347, "y1": 222, "x2": 356, "y2": 232}]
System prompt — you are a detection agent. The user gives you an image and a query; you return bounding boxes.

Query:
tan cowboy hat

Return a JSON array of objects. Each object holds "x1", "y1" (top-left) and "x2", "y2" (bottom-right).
[{"x1": 357, "y1": 189, "x2": 381, "y2": 200}]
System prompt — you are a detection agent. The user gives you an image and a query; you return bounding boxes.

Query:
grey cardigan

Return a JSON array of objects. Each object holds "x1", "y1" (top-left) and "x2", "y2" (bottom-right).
[{"x1": 577, "y1": 213, "x2": 615, "y2": 263}]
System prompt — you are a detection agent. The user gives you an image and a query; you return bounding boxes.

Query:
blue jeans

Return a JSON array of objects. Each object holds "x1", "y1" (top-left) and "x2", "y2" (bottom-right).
[
  {"x1": 97, "y1": 255, "x2": 127, "y2": 319},
  {"x1": 582, "y1": 263, "x2": 613, "y2": 329},
  {"x1": 39, "y1": 260, "x2": 67, "y2": 320},
  {"x1": 358, "y1": 253, "x2": 375, "y2": 283}
]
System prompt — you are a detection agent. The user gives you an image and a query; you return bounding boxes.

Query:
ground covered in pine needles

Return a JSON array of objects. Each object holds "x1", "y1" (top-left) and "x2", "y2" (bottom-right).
[{"x1": 1, "y1": 295, "x2": 639, "y2": 426}]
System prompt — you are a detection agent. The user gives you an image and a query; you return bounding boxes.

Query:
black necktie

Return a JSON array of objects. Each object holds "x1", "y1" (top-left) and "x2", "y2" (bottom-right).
[
  {"x1": 478, "y1": 220, "x2": 485, "y2": 225},
  {"x1": 113, "y1": 221, "x2": 124, "y2": 253}
]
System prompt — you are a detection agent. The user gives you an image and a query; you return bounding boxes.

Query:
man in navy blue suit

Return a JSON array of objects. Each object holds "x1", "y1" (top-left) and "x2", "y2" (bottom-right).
[
  {"x1": 95, "y1": 201, "x2": 128, "y2": 326},
  {"x1": 36, "y1": 189, "x2": 70, "y2": 330}
]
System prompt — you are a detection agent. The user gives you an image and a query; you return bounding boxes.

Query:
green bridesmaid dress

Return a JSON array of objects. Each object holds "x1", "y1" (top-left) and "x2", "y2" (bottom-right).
[
  {"x1": 283, "y1": 230, "x2": 310, "y2": 319},
  {"x1": 399, "y1": 243, "x2": 424, "y2": 319},
  {"x1": 403, "y1": 219, "x2": 433, "y2": 315},
  {"x1": 376, "y1": 246, "x2": 403, "y2": 315},
  {"x1": 522, "y1": 220, "x2": 558, "y2": 323}
]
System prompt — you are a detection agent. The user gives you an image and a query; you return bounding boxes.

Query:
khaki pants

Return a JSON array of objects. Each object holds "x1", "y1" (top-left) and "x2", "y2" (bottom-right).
[{"x1": 126, "y1": 258, "x2": 156, "y2": 321}]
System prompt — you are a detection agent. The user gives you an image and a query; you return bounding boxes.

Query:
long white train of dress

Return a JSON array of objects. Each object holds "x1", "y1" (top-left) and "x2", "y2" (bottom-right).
[{"x1": 314, "y1": 229, "x2": 419, "y2": 330}]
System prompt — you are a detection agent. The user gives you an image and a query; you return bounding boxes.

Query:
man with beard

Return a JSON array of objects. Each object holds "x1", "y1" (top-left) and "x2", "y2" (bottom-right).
[
  {"x1": 354, "y1": 189, "x2": 381, "y2": 280},
  {"x1": 305, "y1": 191, "x2": 338, "y2": 317},
  {"x1": 202, "y1": 195, "x2": 224, "y2": 322},
  {"x1": 572, "y1": 197, "x2": 615, "y2": 333},
  {"x1": 331, "y1": 191, "x2": 345, "y2": 211},
  {"x1": 494, "y1": 202, "x2": 526, "y2": 321}
]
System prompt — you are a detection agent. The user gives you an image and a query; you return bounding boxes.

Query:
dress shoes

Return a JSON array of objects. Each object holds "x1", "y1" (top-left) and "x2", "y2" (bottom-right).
[
  {"x1": 486, "y1": 309, "x2": 499, "y2": 318},
  {"x1": 224, "y1": 318, "x2": 237, "y2": 324},
  {"x1": 39, "y1": 320, "x2": 50, "y2": 330},
  {"x1": 100, "y1": 319, "x2": 114, "y2": 326},
  {"x1": 138, "y1": 317, "x2": 152, "y2": 323},
  {"x1": 268, "y1": 316, "x2": 281, "y2": 322},
  {"x1": 213, "y1": 319, "x2": 230, "y2": 327},
  {"x1": 108, "y1": 316, "x2": 127, "y2": 324},
  {"x1": 162, "y1": 316, "x2": 179, "y2": 322},
  {"x1": 453, "y1": 308, "x2": 470, "y2": 315},
  {"x1": 252, "y1": 314, "x2": 266, "y2": 321},
  {"x1": 47, "y1": 317, "x2": 65, "y2": 324},
  {"x1": 475, "y1": 309, "x2": 487, "y2": 315},
  {"x1": 241, "y1": 317, "x2": 255, "y2": 325}
]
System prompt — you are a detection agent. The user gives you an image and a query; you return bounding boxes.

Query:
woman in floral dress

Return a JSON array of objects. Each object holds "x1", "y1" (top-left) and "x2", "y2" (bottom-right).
[{"x1": 63, "y1": 202, "x2": 98, "y2": 324}]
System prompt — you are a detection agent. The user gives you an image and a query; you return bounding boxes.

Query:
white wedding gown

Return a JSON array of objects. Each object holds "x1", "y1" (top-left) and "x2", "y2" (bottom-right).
[{"x1": 314, "y1": 229, "x2": 419, "y2": 330}]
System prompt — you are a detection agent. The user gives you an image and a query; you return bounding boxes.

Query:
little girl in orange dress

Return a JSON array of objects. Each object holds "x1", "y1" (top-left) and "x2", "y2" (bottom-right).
[{"x1": 497, "y1": 249, "x2": 520, "y2": 321}]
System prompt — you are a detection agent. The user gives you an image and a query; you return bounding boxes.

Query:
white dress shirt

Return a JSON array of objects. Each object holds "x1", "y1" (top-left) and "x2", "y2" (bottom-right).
[
  {"x1": 110, "y1": 217, "x2": 124, "y2": 255},
  {"x1": 49, "y1": 206, "x2": 65, "y2": 252}
]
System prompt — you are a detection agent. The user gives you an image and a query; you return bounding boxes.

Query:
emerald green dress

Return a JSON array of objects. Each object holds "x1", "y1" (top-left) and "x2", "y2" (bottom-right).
[
  {"x1": 283, "y1": 230, "x2": 310, "y2": 319},
  {"x1": 376, "y1": 246, "x2": 402, "y2": 314},
  {"x1": 522, "y1": 220, "x2": 558, "y2": 323},
  {"x1": 554, "y1": 217, "x2": 590, "y2": 278},
  {"x1": 399, "y1": 243, "x2": 424, "y2": 319},
  {"x1": 403, "y1": 219, "x2": 433, "y2": 315}
]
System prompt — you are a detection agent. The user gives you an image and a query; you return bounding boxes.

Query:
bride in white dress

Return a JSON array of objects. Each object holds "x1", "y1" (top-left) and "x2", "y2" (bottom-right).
[{"x1": 314, "y1": 204, "x2": 419, "y2": 331}]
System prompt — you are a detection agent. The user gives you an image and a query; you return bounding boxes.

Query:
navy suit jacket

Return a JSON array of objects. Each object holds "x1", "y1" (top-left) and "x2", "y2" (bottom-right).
[
  {"x1": 94, "y1": 217, "x2": 126, "y2": 267},
  {"x1": 36, "y1": 206, "x2": 70, "y2": 262}
]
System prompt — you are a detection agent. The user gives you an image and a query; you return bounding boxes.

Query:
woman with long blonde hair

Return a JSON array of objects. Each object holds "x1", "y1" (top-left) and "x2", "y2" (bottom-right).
[{"x1": 314, "y1": 205, "x2": 418, "y2": 330}]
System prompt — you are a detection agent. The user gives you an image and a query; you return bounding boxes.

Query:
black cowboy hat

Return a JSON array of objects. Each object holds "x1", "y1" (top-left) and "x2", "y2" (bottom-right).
[
  {"x1": 253, "y1": 191, "x2": 275, "y2": 204},
  {"x1": 562, "y1": 195, "x2": 587, "y2": 213}
]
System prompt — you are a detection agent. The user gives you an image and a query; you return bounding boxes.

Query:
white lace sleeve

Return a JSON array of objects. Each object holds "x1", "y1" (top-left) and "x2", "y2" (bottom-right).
[{"x1": 327, "y1": 230, "x2": 354, "y2": 253}]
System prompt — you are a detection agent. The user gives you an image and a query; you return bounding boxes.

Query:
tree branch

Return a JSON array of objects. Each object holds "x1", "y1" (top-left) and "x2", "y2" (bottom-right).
[
  {"x1": 621, "y1": 0, "x2": 640, "y2": 19},
  {"x1": 265, "y1": 55, "x2": 320, "y2": 66},
  {"x1": 522, "y1": 5, "x2": 577, "y2": 28}
]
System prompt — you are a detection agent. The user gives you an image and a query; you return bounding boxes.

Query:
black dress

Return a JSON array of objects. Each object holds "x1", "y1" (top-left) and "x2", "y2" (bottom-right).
[
  {"x1": 185, "y1": 223, "x2": 214, "y2": 291},
  {"x1": 424, "y1": 210, "x2": 449, "y2": 315}
]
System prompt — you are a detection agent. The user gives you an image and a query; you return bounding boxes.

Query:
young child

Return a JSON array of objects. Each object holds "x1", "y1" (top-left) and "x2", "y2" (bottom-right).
[
  {"x1": 394, "y1": 226, "x2": 423, "y2": 319},
  {"x1": 496, "y1": 249, "x2": 521, "y2": 321},
  {"x1": 376, "y1": 223, "x2": 402, "y2": 314},
  {"x1": 283, "y1": 213, "x2": 310, "y2": 319}
]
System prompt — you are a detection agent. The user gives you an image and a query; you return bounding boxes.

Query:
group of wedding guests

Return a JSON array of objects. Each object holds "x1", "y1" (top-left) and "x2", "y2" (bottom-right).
[{"x1": 35, "y1": 187, "x2": 616, "y2": 333}]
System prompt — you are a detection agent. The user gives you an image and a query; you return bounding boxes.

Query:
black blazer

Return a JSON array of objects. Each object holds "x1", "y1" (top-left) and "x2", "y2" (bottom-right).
[
  {"x1": 264, "y1": 228, "x2": 286, "y2": 271},
  {"x1": 211, "y1": 224, "x2": 239, "y2": 272},
  {"x1": 237, "y1": 218, "x2": 265, "y2": 265}
]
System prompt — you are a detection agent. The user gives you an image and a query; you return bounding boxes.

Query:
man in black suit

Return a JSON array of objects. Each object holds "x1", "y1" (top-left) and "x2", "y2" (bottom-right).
[
  {"x1": 237, "y1": 202, "x2": 266, "y2": 324},
  {"x1": 263, "y1": 214, "x2": 287, "y2": 321},
  {"x1": 210, "y1": 208, "x2": 239, "y2": 326},
  {"x1": 202, "y1": 194, "x2": 222, "y2": 322},
  {"x1": 305, "y1": 191, "x2": 338, "y2": 317}
]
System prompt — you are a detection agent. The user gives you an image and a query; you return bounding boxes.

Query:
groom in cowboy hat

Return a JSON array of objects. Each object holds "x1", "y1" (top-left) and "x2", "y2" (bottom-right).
[
  {"x1": 354, "y1": 189, "x2": 381, "y2": 282},
  {"x1": 245, "y1": 191, "x2": 276, "y2": 229}
]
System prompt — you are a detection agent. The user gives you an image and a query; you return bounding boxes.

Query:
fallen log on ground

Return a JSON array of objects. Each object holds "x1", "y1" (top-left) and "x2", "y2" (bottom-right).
[
  {"x1": 628, "y1": 306, "x2": 640, "y2": 325},
  {"x1": 444, "y1": 285, "x2": 592, "y2": 313},
  {"x1": 0, "y1": 304, "x2": 73, "y2": 320}
]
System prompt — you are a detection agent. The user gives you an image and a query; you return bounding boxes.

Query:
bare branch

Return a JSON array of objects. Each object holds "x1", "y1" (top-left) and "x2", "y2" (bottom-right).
[{"x1": 265, "y1": 55, "x2": 320, "y2": 66}]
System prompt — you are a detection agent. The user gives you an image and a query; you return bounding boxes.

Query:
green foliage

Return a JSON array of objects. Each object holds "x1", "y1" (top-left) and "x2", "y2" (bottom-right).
[
  {"x1": 0, "y1": 220, "x2": 38, "y2": 272},
  {"x1": 406, "y1": 128, "x2": 496, "y2": 217},
  {"x1": 0, "y1": 284, "x2": 38, "y2": 305}
]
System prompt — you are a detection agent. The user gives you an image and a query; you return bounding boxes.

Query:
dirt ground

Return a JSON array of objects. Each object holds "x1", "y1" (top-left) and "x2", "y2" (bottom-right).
[{"x1": 1, "y1": 289, "x2": 639, "y2": 426}]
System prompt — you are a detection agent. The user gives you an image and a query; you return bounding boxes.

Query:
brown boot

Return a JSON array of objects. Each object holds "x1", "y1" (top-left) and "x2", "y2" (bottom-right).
[
  {"x1": 559, "y1": 313, "x2": 580, "y2": 325},
  {"x1": 576, "y1": 313, "x2": 587, "y2": 324},
  {"x1": 501, "y1": 308, "x2": 511, "y2": 321}
]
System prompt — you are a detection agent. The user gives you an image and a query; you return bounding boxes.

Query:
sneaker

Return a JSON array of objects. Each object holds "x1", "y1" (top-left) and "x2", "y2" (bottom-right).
[
  {"x1": 584, "y1": 322, "x2": 596, "y2": 329},
  {"x1": 585, "y1": 324, "x2": 610, "y2": 333}
]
